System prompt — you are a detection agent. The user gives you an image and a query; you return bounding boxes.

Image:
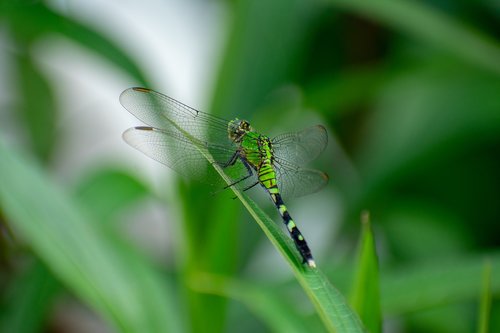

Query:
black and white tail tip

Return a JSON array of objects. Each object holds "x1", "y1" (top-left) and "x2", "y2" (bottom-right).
[{"x1": 306, "y1": 258, "x2": 316, "y2": 268}]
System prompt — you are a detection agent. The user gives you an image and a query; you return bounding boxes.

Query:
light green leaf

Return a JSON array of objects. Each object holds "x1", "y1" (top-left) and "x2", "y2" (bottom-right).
[
  {"x1": 381, "y1": 253, "x2": 500, "y2": 315},
  {"x1": 477, "y1": 259, "x2": 492, "y2": 333},
  {"x1": 350, "y1": 212, "x2": 381, "y2": 333},
  {"x1": 74, "y1": 168, "x2": 150, "y2": 223},
  {"x1": 0, "y1": 141, "x2": 180, "y2": 333},
  {"x1": 191, "y1": 273, "x2": 314, "y2": 333},
  {"x1": 4, "y1": 1, "x2": 147, "y2": 84}
]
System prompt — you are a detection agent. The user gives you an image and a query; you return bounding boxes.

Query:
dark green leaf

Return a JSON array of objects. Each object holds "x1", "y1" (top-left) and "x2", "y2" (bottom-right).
[
  {"x1": 305, "y1": 66, "x2": 389, "y2": 118},
  {"x1": 357, "y1": 68, "x2": 500, "y2": 196},
  {"x1": 210, "y1": 0, "x2": 315, "y2": 118},
  {"x1": 14, "y1": 54, "x2": 56, "y2": 163},
  {"x1": 0, "y1": 261, "x2": 60, "y2": 333},
  {"x1": 326, "y1": 0, "x2": 500, "y2": 75}
]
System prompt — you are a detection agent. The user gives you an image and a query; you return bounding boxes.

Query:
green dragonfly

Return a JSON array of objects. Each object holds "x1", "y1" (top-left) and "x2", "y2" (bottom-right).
[{"x1": 121, "y1": 87, "x2": 328, "y2": 268}]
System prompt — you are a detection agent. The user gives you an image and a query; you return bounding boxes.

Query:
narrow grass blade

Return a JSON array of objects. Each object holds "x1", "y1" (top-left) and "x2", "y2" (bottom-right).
[
  {"x1": 0, "y1": 141, "x2": 180, "y2": 333},
  {"x1": 477, "y1": 259, "x2": 492, "y2": 333},
  {"x1": 228, "y1": 192, "x2": 365, "y2": 333},
  {"x1": 350, "y1": 212, "x2": 381, "y2": 333}
]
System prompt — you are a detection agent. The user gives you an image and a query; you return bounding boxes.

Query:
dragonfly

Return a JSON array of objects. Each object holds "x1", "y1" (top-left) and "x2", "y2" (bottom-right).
[{"x1": 120, "y1": 87, "x2": 328, "y2": 268}]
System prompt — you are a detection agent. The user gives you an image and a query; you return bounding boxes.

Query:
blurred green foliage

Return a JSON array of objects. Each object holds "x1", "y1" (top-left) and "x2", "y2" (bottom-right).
[{"x1": 1, "y1": 0, "x2": 499, "y2": 332}]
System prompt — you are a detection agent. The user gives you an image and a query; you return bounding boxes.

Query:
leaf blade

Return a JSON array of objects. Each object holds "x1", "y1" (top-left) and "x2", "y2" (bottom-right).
[
  {"x1": 230, "y1": 189, "x2": 365, "y2": 333},
  {"x1": 350, "y1": 212, "x2": 381, "y2": 333},
  {"x1": 0, "y1": 140, "x2": 180, "y2": 333},
  {"x1": 477, "y1": 259, "x2": 492, "y2": 333},
  {"x1": 327, "y1": 0, "x2": 500, "y2": 76}
]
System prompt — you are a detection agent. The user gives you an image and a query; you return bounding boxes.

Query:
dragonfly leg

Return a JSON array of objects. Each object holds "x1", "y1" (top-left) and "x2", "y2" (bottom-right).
[
  {"x1": 224, "y1": 158, "x2": 254, "y2": 189},
  {"x1": 229, "y1": 180, "x2": 259, "y2": 200},
  {"x1": 241, "y1": 181, "x2": 259, "y2": 192},
  {"x1": 216, "y1": 150, "x2": 239, "y2": 168}
]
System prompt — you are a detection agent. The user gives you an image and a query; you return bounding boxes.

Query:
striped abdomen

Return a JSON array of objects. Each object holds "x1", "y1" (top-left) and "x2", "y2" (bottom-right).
[{"x1": 258, "y1": 161, "x2": 316, "y2": 268}]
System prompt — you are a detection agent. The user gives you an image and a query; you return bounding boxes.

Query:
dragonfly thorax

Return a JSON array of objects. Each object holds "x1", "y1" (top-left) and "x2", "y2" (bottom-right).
[{"x1": 228, "y1": 118, "x2": 253, "y2": 142}]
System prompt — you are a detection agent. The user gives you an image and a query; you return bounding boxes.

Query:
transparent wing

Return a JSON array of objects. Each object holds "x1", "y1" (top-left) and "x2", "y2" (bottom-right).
[
  {"x1": 274, "y1": 159, "x2": 329, "y2": 199},
  {"x1": 123, "y1": 126, "x2": 251, "y2": 186},
  {"x1": 272, "y1": 125, "x2": 328, "y2": 166},
  {"x1": 120, "y1": 87, "x2": 232, "y2": 148}
]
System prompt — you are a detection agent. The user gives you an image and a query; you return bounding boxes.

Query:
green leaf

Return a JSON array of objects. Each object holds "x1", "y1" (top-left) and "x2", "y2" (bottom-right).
[
  {"x1": 4, "y1": 1, "x2": 147, "y2": 84},
  {"x1": 381, "y1": 253, "x2": 500, "y2": 315},
  {"x1": 191, "y1": 273, "x2": 313, "y2": 333},
  {"x1": 0, "y1": 141, "x2": 180, "y2": 333},
  {"x1": 350, "y1": 212, "x2": 381, "y2": 333},
  {"x1": 477, "y1": 259, "x2": 492, "y2": 333},
  {"x1": 229, "y1": 187, "x2": 365, "y2": 333},
  {"x1": 357, "y1": 67, "x2": 500, "y2": 197},
  {"x1": 282, "y1": 251, "x2": 500, "y2": 319},
  {"x1": 14, "y1": 54, "x2": 57, "y2": 163},
  {"x1": 326, "y1": 0, "x2": 500, "y2": 76},
  {"x1": 304, "y1": 66, "x2": 389, "y2": 118},
  {"x1": 210, "y1": 0, "x2": 314, "y2": 118},
  {"x1": 74, "y1": 168, "x2": 150, "y2": 223},
  {"x1": 0, "y1": 261, "x2": 60, "y2": 333},
  {"x1": 178, "y1": 181, "x2": 238, "y2": 333}
]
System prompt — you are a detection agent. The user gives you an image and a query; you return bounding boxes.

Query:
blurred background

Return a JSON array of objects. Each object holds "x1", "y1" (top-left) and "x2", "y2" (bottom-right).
[{"x1": 1, "y1": 0, "x2": 499, "y2": 332}]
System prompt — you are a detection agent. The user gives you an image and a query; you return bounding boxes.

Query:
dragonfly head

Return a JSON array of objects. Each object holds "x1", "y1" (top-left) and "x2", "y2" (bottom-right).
[{"x1": 228, "y1": 118, "x2": 252, "y2": 142}]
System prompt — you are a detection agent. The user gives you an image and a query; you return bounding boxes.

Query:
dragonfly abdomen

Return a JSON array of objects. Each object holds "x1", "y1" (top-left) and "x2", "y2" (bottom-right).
[
  {"x1": 271, "y1": 191, "x2": 315, "y2": 268},
  {"x1": 258, "y1": 162, "x2": 278, "y2": 189},
  {"x1": 258, "y1": 162, "x2": 316, "y2": 268}
]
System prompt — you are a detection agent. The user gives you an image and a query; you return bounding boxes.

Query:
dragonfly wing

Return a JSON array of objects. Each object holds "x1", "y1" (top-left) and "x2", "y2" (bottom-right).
[
  {"x1": 120, "y1": 87, "x2": 231, "y2": 147},
  {"x1": 123, "y1": 126, "x2": 246, "y2": 185},
  {"x1": 272, "y1": 125, "x2": 328, "y2": 166},
  {"x1": 274, "y1": 161, "x2": 329, "y2": 199}
]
